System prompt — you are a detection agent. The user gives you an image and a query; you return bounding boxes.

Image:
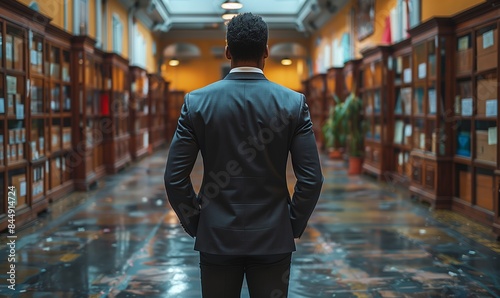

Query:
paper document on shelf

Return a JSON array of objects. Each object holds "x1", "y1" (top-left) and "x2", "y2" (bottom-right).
[
  {"x1": 483, "y1": 30, "x2": 494, "y2": 49},
  {"x1": 20, "y1": 181, "x2": 27, "y2": 197},
  {"x1": 458, "y1": 36, "x2": 469, "y2": 51},
  {"x1": 428, "y1": 89, "x2": 437, "y2": 114},
  {"x1": 403, "y1": 68, "x2": 412, "y2": 83},
  {"x1": 418, "y1": 63, "x2": 426, "y2": 79},
  {"x1": 404, "y1": 124, "x2": 412, "y2": 137},
  {"x1": 485, "y1": 99, "x2": 497, "y2": 117},
  {"x1": 461, "y1": 98, "x2": 473, "y2": 116},
  {"x1": 397, "y1": 56, "x2": 402, "y2": 73},
  {"x1": 488, "y1": 127, "x2": 497, "y2": 145},
  {"x1": 394, "y1": 121, "x2": 404, "y2": 144}
]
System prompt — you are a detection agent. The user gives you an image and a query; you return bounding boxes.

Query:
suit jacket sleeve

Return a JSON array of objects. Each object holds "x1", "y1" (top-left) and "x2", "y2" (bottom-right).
[
  {"x1": 289, "y1": 95, "x2": 324, "y2": 238},
  {"x1": 164, "y1": 94, "x2": 200, "y2": 237}
]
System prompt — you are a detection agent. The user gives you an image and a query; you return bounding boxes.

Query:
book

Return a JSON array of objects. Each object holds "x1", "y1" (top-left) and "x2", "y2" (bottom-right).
[
  {"x1": 401, "y1": 88, "x2": 412, "y2": 115},
  {"x1": 456, "y1": 131, "x2": 471, "y2": 156},
  {"x1": 394, "y1": 120, "x2": 404, "y2": 144},
  {"x1": 428, "y1": 89, "x2": 437, "y2": 114}
]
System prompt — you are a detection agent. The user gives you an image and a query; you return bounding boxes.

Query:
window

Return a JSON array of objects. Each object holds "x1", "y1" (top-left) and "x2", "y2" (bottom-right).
[
  {"x1": 112, "y1": 14, "x2": 123, "y2": 55},
  {"x1": 407, "y1": 0, "x2": 421, "y2": 28},
  {"x1": 392, "y1": 0, "x2": 421, "y2": 42},
  {"x1": 132, "y1": 24, "x2": 147, "y2": 68},
  {"x1": 28, "y1": 1, "x2": 40, "y2": 12},
  {"x1": 73, "y1": 0, "x2": 89, "y2": 35},
  {"x1": 95, "y1": 0, "x2": 103, "y2": 48}
]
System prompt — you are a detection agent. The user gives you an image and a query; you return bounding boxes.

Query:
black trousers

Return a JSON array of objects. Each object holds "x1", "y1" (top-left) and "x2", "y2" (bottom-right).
[{"x1": 199, "y1": 252, "x2": 292, "y2": 298}]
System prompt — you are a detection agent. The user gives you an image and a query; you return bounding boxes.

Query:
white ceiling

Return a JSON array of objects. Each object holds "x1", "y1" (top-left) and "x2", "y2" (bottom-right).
[
  {"x1": 156, "y1": 0, "x2": 348, "y2": 32},
  {"x1": 164, "y1": 0, "x2": 307, "y2": 15}
]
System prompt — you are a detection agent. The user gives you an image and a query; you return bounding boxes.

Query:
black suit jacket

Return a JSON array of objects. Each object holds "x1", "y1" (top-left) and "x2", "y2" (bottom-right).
[{"x1": 164, "y1": 72, "x2": 323, "y2": 255}]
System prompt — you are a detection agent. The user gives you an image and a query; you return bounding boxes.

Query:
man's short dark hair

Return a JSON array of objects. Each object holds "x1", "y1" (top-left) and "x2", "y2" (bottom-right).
[{"x1": 226, "y1": 13, "x2": 268, "y2": 62}]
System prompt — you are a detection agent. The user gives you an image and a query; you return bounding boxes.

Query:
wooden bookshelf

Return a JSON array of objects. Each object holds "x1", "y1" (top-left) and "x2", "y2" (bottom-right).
[
  {"x1": 167, "y1": 90, "x2": 185, "y2": 141},
  {"x1": 44, "y1": 25, "x2": 75, "y2": 201},
  {"x1": 407, "y1": 18, "x2": 455, "y2": 208},
  {"x1": 305, "y1": 73, "x2": 327, "y2": 148},
  {"x1": 326, "y1": 66, "x2": 345, "y2": 102},
  {"x1": 342, "y1": 59, "x2": 362, "y2": 161},
  {"x1": 360, "y1": 46, "x2": 393, "y2": 179},
  {"x1": 342, "y1": 59, "x2": 362, "y2": 98},
  {"x1": 0, "y1": 0, "x2": 52, "y2": 230},
  {"x1": 71, "y1": 36, "x2": 106, "y2": 190},
  {"x1": 129, "y1": 66, "x2": 149, "y2": 160},
  {"x1": 102, "y1": 53, "x2": 131, "y2": 174},
  {"x1": 148, "y1": 73, "x2": 168, "y2": 149},
  {"x1": 452, "y1": 1, "x2": 500, "y2": 238},
  {"x1": 391, "y1": 39, "x2": 413, "y2": 182}
]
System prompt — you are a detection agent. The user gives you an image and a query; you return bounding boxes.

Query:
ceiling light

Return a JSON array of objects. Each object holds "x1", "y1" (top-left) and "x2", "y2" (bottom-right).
[
  {"x1": 221, "y1": 0, "x2": 243, "y2": 10},
  {"x1": 222, "y1": 10, "x2": 238, "y2": 21},
  {"x1": 169, "y1": 58, "x2": 180, "y2": 66},
  {"x1": 281, "y1": 58, "x2": 292, "y2": 66}
]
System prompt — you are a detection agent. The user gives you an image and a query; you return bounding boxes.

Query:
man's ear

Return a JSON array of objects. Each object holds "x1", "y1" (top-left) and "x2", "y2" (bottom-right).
[
  {"x1": 264, "y1": 45, "x2": 269, "y2": 58},
  {"x1": 225, "y1": 46, "x2": 232, "y2": 60}
]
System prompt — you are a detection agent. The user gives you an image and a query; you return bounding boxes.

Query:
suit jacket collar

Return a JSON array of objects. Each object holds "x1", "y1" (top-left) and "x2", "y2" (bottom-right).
[{"x1": 224, "y1": 72, "x2": 268, "y2": 81}]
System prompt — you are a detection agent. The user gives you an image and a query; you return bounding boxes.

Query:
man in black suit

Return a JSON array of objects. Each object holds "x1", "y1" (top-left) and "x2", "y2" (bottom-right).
[{"x1": 164, "y1": 13, "x2": 323, "y2": 298}]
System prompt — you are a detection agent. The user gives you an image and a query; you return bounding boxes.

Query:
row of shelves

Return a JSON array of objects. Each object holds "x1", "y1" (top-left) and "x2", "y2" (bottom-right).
[
  {"x1": 305, "y1": 1, "x2": 500, "y2": 239},
  {"x1": 0, "y1": 0, "x2": 172, "y2": 232}
]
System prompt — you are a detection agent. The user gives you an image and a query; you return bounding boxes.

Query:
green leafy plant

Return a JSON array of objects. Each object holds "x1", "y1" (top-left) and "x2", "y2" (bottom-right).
[
  {"x1": 322, "y1": 94, "x2": 347, "y2": 150},
  {"x1": 342, "y1": 91, "x2": 368, "y2": 157}
]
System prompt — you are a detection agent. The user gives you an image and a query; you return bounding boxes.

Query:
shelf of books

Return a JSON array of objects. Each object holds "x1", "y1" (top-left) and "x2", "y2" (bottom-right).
[
  {"x1": 407, "y1": 18, "x2": 455, "y2": 208},
  {"x1": 306, "y1": 74, "x2": 327, "y2": 149},
  {"x1": 167, "y1": 90, "x2": 185, "y2": 141},
  {"x1": 452, "y1": 2, "x2": 500, "y2": 238},
  {"x1": 129, "y1": 66, "x2": 149, "y2": 160},
  {"x1": 71, "y1": 36, "x2": 106, "y2": 190},
  {"x1": 342, "y1": 59, "x2": 362, "y2": 98},
  {"x1": 391, "y1": 39, "x2": 413, "y2": 183},
  {"x1": 0, "y1": 1, "x2": 52, "y2": 230},
  {"x1": 360, "y1": 46, "x2": 393, "y2": 179},
  {"x1": 44, "y1": 25, "x2": 75, "y2": 201},
  {"x1": 326, "y1": 67, "x2": 345, "y2": 101},
  {"x1": 325, "y1": 67, "x2": 345, "y2": 156},
  {"x1": 148, "y1": 73, "x2": 168, "y2": 149},
  {"x1": 103, "y1": 53, "x2": 131, "y2": 174},
  {"x1": 342, "y1": 59, "x2": 362, "y2": 161}
]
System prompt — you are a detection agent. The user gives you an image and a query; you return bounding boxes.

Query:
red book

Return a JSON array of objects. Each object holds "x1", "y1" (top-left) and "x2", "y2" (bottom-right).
[{"x1": 101, "y1": 93, "x2": 110, "y2": 116}]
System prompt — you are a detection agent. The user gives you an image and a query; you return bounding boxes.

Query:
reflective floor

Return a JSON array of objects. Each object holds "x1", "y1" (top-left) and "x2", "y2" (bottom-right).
[{"x1": 1, "y1": 147, "x2": 500, "y2": 297}]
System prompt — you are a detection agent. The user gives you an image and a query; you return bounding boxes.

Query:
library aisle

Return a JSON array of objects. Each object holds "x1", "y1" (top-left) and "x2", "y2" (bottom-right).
[{"x1": 1, "y1": 148, "x2": 500, "y2": 297}]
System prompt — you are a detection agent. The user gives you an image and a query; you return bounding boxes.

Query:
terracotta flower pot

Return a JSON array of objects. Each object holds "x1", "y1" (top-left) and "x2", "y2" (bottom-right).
[
  {"x1": 328, "y1": 148, "x2": 343, "y2": 160},
  {"x1": 348, "y1": 156, "x2": 363, "y2": 175}
]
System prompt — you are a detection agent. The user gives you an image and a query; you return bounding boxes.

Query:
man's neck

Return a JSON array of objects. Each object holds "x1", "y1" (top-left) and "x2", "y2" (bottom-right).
[{"x1": 231, "y1": 61, "x2": 263, "y2": 70}]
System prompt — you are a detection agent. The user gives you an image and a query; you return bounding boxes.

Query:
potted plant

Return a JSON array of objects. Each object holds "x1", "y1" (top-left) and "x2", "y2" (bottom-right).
[
  {"x1": 322, "y1": 94, "x2": 346, "y2": 159},
  {"x1": 343, "y1": 90, "x2": 368, "y2": 175}
]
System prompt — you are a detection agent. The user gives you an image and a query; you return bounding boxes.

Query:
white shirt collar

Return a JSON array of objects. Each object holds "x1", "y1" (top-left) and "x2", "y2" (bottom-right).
[{"x1": 229, "y1": 67, "x2": 264, "y2": 74}]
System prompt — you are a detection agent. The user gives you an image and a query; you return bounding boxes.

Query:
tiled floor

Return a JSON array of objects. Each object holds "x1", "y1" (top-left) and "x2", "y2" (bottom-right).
[{"x1": 1, "y1": 148, "x2": 500, "y2": 297}]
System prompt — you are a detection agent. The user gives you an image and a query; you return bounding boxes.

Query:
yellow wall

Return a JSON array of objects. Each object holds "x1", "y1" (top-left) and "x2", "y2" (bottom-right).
[
  {"x1": 18, "y1": 0, "x2": 65, "y2": 29},
  {"x1": 310, "y1": 2, "x2": 350, "y2": 73},
  {"x1": 357, "y1": 0, "x2": 398, "y2": 53},
  {"x1": 136, "y1": 20, "x2": 157, "y2": 73},
  {"x1": 88, "y1": 0, "x2": 96, "y2": 39},
  {"x1": 266, "y1": 57, "x2": 307, "y2": 92},
  {"x1": 106, "y1": 0, "x2": 129, "y2": 58},
  {"x1": 160, "y1": 37, "x2": 308, "y2": 93},
  {"x1": 67, "y1": 0, "x2": 72, "y2": 33},
  {"x1": 422, "y1": 0, "x2": 485, "y2": 21},
  {"x1": 17, "y1": 0, "x2": 161, "y2": 71},
  {"x1": 311, "y1": 0, "x2": 396, "y2": 73},
  {"x1": 160, "y1": 39, "x2": 226, "y2": 92},
  {"x1": 311, "y1": 0, "x2": 486, "y2": 75}
]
